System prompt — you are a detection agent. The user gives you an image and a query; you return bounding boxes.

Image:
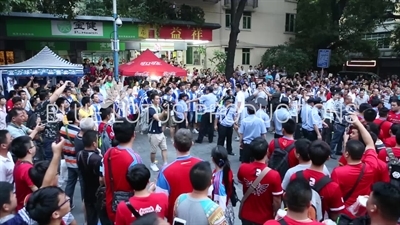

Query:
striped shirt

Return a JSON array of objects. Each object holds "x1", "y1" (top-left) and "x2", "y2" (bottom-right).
[
  {"x1": 60, "y1": 124, "x2": 80, "y2": 168},
  {"x1": 187, "y1": 91, "x2": 197, "y2": 112},
  {"x1": 92, "y1": 103, "x2": 102, "y2": 123}
]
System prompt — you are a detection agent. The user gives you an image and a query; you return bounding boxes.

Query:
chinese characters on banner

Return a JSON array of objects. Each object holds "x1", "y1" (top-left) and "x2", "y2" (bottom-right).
[
  {"x1": 158, "y1": 26, "x2": 213, "y2": 41},
  {"x1": 51, "y1": 20, "x2": 104, "y2": 37}
]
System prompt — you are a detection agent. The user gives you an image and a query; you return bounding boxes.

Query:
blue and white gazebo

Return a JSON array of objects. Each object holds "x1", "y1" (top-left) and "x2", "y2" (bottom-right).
[{"x1": 0, "y1": 46, "x2": 84, "y2": 77}]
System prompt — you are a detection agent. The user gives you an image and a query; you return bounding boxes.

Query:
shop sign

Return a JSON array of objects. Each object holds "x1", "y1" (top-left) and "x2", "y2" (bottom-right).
[
  {"x1": 87, "y1": 42, "x2": 126, "y2": 51},
  {"x1": 51, "y1": 20, "x2": 104, "y2": 37},
  {"x1": 25, "y1": 41, "x2": 71, "y2": 51},
  {"x1": 159, "y1": 26, "x2": 213, "y2": 41},
  {"x1": 140, "y1": 42, "x2": 174, "y2": 51},
  {"x1": 6, "y1": 18, "x2": 139, "y2": 39}
]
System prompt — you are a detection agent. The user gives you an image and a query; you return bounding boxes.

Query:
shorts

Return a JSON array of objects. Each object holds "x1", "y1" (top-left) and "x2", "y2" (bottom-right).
[{"x1": 148, "y1": 133, "x2": 167, "y2": 153}]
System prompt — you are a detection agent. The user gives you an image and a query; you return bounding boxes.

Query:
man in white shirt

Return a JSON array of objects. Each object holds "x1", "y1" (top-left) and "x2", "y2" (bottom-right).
[
  {"x1": 322, "y1": 92, "x2": 339, "y2": 145},
  {"x1": 0, "y1": 130, "x2": 14, "y2": 183},
  {"x1": 354, "y1": 90, "x2": 369, "y2": 106},
  {"x1": 234, "y1": 84, "x2": 245, "y2": 141}
]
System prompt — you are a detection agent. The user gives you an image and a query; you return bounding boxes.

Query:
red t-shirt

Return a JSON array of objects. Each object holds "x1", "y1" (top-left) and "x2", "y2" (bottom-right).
[
  {"x1": 6, "y1": 99, "x2": 13, "y2": 112},
  {"x1": 290, "y1": 169, "x2": 344, "y2": 215},
  {"x1": 98, "y1": 122, "x2": 115, "y2": 139},
  {"x1": 238, "y1": 162, "x2": 283, "y2": 224},
  {"x1": 103, "y1": 147, "x2": 143, "y2": 222},
  {"x1": 156, "y1": 155, "x2": 202, "y2": 223},
  {"x1": 378, "y1": 147, "x2": 400, "y2": 163},
  {"x1": 268, "y1": 137, "x2": 298, "y2": 169},
  {"x1": 373, "y1": 119, "x2": 392, "y2": 141},
  {"x1": 115, "y1": 193, "x2": 168, "y2": 225},
  {"x1": 388, "y1": 111, "x2": 400, "y2": 124},
  {"x1": 331, "y1": 150, "x2": 379, "y2": 218},
  {"x1": 264, "y1": 216, "x2": 325, "y2": 225},
  {"x1": 383, "y1": 137, "x2": 396, "y2": 148},
  {"x1": 14, "y1": 161, "x2": 34, "y2": 210}
]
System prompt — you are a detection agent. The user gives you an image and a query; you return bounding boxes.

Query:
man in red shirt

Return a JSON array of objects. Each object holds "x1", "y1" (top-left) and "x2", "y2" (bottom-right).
[
  {"x1": 102, "y1": 118, "x2": 143, "y2": 222},
  {"x1": 378, "y1": 129, "x2": 400, "y2": 163},
  {"x1": 388, "y1": 99, "x2": 400, "y2": 124},
  {"x1": 331, "y1": 113, "x2": 380, "y2": 219},
  {"x1": 373, "y1": 107, "x2": 393, "y2": 141},
  {"x1": 10, "y1": 135, "x2": 38, "y2": 210},
  {"x1": 98, "y1": 107, "x2": 115, "y2": 140},
  {"x1": 290, "y1": 140, "x2": 344, "y2": 221},
  {"x1": 264, "y1": 179, "x2": 325, "y2": 225},
  {"x1": 267, "y1": 119, "x2": 298, "y2": 172},
  {"x1": 155, "y1": 129, "x2": 202, "y2": 223},
  {"x1": 383, "y1": 124, "x2": 400, "y2": 148},
  {"x1": 6, "y1": 90, "x2": 16, "y2": 112},
  {"x1": 115, "y1": 164, "x2": 168, "y2": 225},
  {"x1": 238, "y1": 137, "x2": 283, "y2": 224}
]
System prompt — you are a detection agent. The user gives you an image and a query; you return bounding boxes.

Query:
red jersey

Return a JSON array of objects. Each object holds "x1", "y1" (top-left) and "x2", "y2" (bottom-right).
[
  {"x1": 98, "y1": 122, "x2": 115, "y2": 139},
  {"x1": 331, "y1": 149, "x2": 380, "y2": 218},
  {"x1": 388, "y1": 111, "x2": 400, "y2": 124},
  {"x1": 6, "y1": 99, "x2": 13, "y2": 112},
  {"x1": 264, "y1": 216, "x2": 325, "y2": 225},
  {"x1": 384, "y1": 136, "x2": 396, "y2": 148},
  {"x1": 155, "y1": 155, "x2": 202, "y2": 223},
  {"x1": 103, "y1": 146, "x2": 143, "y2": 222},
  {"x1": 115, "y1": 193, "x2": 168, "y2": 225},
  {"x1": 13, "y1": 161, "x2": 34, "y2": 210},
  {"x1": 290, "y1": 169, "x2": 344, "y2": 215},
  {"x1": 268, "y1": 137, "x2": 298, "y2": 169},
  {"x1": 238, "y1": 162, "x2": 283, "y2": 224},
  {"x1": 373, "y1": 119, "x2": 392, "y2": 140}
]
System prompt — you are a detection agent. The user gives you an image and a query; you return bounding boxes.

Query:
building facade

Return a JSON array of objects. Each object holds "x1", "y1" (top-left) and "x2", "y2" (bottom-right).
[{"x1": 179, "y1": 0, "x2": 297, "y2": 70}]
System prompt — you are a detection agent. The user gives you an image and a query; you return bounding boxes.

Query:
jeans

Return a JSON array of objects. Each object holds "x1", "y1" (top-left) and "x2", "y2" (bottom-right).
[
  {"x1": 330, "y1": 124, "x2": 346, "y2": 155},
  {"x1": 65, "y1": 167, "x2": 84, "y2": 206},
  {"x1": 43, "y1": 137, "x2": 56, "y2": 160}
]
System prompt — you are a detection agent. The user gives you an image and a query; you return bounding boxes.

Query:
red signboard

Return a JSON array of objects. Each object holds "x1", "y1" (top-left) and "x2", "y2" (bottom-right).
[{"x1": 159, "y1": 26, "x2": 213, "y2": 41}]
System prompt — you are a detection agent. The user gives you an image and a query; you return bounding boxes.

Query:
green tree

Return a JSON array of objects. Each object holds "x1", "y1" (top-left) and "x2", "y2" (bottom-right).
[
  {"x1": 293, "y1": 0, "x2": 395, "y2": 68},
  {"x1": 261, "y1": 45, "x2": 311, "y2": 74},
  {"x1": 209, "y1": 50, "x2": 227, "y2": 73},
  {"x1": 224, "y1": 0, "x2": 247, "y2": 79},
  {"x1": 1, "y1": 0, "x2": 81, "y2": 18}
]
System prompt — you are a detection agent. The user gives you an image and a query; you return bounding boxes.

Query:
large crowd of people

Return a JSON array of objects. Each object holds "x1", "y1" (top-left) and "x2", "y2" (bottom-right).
[{"x1": 0, "y1": 64, "x2": 400, "y2": 225}]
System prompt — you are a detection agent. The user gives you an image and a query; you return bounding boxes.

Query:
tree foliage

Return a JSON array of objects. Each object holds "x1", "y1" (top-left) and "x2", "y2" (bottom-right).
[
  {"x1": 1, "y1": 0, "x2": 205, "y2": 24},
  {"x1": 261, "y1": 45, "x2": 311, "y2": 74},
  {"x1": 209, "y1": 50, "x2": 227, "y2": 73},
  {"x1": 288, "y1": 0, "x2": 396, "y2": 69}
]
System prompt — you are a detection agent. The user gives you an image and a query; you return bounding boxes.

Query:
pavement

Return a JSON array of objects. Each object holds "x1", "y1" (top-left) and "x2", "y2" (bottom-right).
[{"x1": 70, "y1": 131, "x2": 339, "y2": 225}]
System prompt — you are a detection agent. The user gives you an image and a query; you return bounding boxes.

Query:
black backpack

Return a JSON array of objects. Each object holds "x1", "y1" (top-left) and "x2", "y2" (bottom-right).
[
  {"x1": 268, "y1": 138, "x2": 295, "y2": 178},
  {"x1": 386, "y1": 148, "x2": 400, "y2": 188}
]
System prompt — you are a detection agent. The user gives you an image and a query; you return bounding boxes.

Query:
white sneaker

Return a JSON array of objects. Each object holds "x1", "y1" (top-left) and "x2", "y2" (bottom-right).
[
  {"x1": 150, "y1": 163, "x2": 159, "y2": 172},
  {"x1": 235, "y1": 137, "x2": 240, "y2": 141},
  {"x1": 193, "y1": 129, "x2": 199, "y2": 134}
]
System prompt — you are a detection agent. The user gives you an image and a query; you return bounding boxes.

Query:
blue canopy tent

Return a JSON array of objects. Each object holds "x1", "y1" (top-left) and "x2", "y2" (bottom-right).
[{"x1": 0, "y1": 46, "x2": 83, "y2": 97}]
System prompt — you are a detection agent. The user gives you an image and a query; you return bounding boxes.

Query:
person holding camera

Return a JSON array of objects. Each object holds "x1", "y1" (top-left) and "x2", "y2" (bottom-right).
[{"x1": 148, "y1": 92, "x2": 169, "y2": 172}]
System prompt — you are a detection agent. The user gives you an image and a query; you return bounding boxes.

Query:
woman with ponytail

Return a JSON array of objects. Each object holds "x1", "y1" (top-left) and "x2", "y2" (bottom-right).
[{"x1": 210, "y1": 145, "x2": 235, "y2": 225}]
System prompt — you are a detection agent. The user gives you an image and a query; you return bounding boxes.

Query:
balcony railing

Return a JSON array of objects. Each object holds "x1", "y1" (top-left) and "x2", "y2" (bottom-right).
[{"x1": 223, "y1": 0, "x2": 259, "y2": 9}]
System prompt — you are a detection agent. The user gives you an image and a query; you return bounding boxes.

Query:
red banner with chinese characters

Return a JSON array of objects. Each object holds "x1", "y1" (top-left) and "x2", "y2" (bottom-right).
[{"x1": 159, "y1": 26, "x2": 213, "y2": 41}]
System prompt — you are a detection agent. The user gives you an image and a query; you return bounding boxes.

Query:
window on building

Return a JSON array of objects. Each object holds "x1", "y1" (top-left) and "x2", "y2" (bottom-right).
[
  {"x1": 186, "y1": 47, "x2": 201, "y2": 65},
  {"x1": 285, "y1": 13, "x2": 296, "y2": 33},
  {"x1": 363, "y1": 32, "x2": 391, "y2": 49},
  {"x1": 242, "y1": 12, "x2": 252, "y2": 29},
  {"x1": 225, "y1": 10, "x2": 231, "y2": 28},
  {"x1": 242, "y1": 48, "x2": 250, "y2": 65}
]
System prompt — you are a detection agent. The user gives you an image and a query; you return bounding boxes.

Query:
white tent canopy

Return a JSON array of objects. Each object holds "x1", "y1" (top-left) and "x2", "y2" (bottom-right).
[{"x1": 0, "y1": 46, "x2": 83, "y2": 77}]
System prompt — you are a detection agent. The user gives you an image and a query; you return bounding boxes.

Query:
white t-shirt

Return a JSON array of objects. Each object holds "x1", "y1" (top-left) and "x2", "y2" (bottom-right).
[
  {"x1": 235, "y1": 91, "x2": 245, "y2": 113},
  {"x1": 281, "y1": 163, "x2": 331, "y2": 190},
  {"x1": 0, "y1": 152, "x2": 15, "y2": 184}
]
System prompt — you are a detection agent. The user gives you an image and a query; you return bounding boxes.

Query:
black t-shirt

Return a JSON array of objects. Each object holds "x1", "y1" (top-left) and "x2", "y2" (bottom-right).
[
  {"x1": 148, "y1": 106, "x2": 163, "y2": 134},
  {"x1": 77, "y1": 150, "x2": 102, "y2": 202}
]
